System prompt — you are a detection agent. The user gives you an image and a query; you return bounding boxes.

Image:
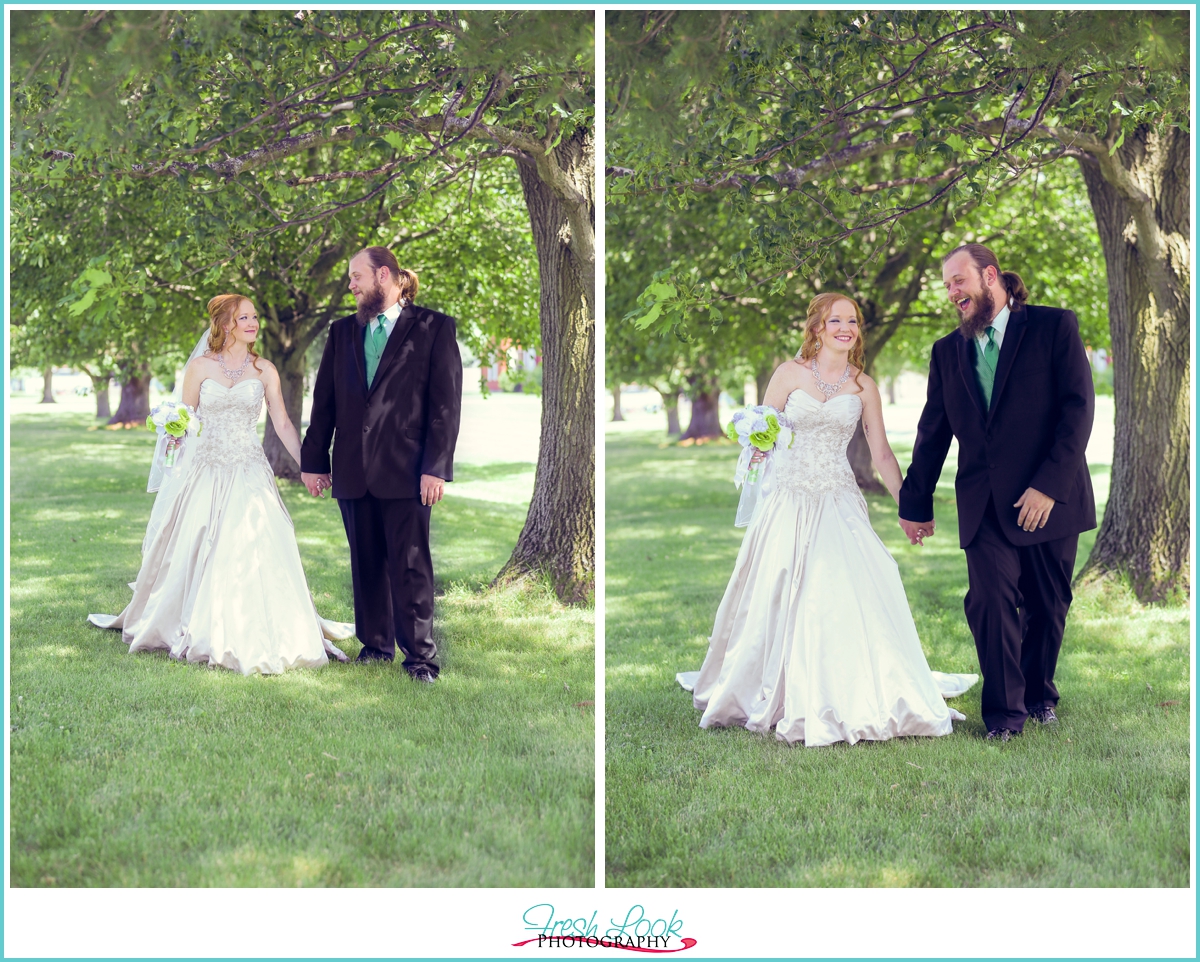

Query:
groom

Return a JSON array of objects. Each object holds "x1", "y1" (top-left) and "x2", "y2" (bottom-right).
[
  {"x1": 301, "y1": 246, "x2": 462, "y2": 682},
  {"x1": 898, "y1": 243, "x2": 1096, "y2": 740}
]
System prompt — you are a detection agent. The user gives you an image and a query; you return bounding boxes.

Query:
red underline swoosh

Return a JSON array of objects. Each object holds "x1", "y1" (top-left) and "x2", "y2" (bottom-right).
[{"x1": 511, "y1": 937, "x2": 697, "y2": 954}]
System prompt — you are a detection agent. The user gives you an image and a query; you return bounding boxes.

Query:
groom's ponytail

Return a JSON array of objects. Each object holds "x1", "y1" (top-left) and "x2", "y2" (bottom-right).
[
  {"x1": 394, "y1": 268, "x2": 419, "y2": 303},
  {"x1": 999, "y1": 270, "x2": 1028, "y2": 306},
  {"x1": 942, "y1": 243, "x2": 1028, "y2": 306}
]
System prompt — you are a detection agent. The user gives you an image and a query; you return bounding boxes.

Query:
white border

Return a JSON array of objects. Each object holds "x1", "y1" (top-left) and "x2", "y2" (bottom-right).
[{"x1": 4, "y1": 4, "x2": 1197, "y2": 961}]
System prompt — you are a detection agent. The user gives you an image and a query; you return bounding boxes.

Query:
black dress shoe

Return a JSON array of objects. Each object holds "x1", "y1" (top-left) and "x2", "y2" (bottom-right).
[
  {"x1": 408, "y1": 667, "x2": 437, "y2": 684},
  {"x1": 985, "y1": 727, "x2": 1021, "y2": 742},
  {"x1": 355, "y1": 648, "x2": 394, "y2": 664},
  {"x1": 1029, "y1": 707, "x2": 1058, "y2": 726}
]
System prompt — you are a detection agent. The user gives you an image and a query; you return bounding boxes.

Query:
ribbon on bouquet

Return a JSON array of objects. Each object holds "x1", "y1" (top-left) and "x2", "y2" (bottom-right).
[{"x1": 734, "y1": 450, "x2": 776, "y2": 528}]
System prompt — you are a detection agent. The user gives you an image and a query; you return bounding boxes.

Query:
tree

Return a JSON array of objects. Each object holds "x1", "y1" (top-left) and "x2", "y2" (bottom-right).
[
  {"x1": 13, "y1": 10, "x2": 595, "y2": 600},
  {"x1": 607, "y1": 10, "x2": 1188, "y2": 600}
]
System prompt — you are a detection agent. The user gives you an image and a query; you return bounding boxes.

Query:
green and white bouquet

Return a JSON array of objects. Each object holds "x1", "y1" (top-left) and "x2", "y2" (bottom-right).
[
  {"x1": 147, "y1": 401, "x2": 202, "y2": 469},
  {"x1": 726, "y1": 405, "x2": 793, "y2": 488}
]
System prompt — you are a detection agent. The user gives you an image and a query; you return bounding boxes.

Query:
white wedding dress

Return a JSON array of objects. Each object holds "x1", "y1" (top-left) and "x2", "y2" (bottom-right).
[
  {"x1": 89, "y1": 378, "x2": 352, "y2": 675},
  {"x1": 678, "y1": 389, "x2": 978, "y2": 747}
]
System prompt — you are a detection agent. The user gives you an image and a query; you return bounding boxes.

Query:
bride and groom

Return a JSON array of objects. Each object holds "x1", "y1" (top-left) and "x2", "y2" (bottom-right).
[
  {"x1": 681, "y1": 243, "x2": 1096, "y2": 746},
  {"x1": 90, "y1": 246, "x2": 463, "y2": 681}
]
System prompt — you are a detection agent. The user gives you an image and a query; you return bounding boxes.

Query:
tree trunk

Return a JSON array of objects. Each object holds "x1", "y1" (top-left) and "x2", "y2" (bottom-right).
[
  {"x1": 755, "y1": 363, "x2": 779, "y2": 413},
  {"x1": 680, "y1": 376, "x2": 723, "y2": 441},
  {"x1": 662, "y1": 389, "x2": 681, "y2": 435},
  {"x1": 498, "y1": 131, "x2": 595, "y2": 602},
  {"x1": 1075, "y1": 128, "x2": 1190, "y2": 601},
  {"x1": 847, "y1": 421, "x2": 887, "y2": 494},
  {"x1": 885, "y1": 376, "x2": 896, "y2": 405},
  {"x1": 612, "y1": 384, "x2": 625, "y2": 421},
  {"x1": 260, "y1": 342, "x2": 306, "y2": 482},
  {"x1": 108, "y1": 363, "x2": 152, "y2": 425},
  {"x1": 39, "y1": 366, "x2": 54, "y2": 403},
  {"x1": 90, "y1": 373, "x2": 111, "y2": 420}
]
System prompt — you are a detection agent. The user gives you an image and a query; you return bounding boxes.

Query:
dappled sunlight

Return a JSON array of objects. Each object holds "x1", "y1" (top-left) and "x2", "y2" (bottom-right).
[
  {"x1": 31, "y1": 506, "x2": 128, "y2": 523},
  {"x1": 607, "y1": 663, "x2": 661, "y2": 678},
  {"x1": 31, "y1": 644, "x2": 82, "y2": 659}
]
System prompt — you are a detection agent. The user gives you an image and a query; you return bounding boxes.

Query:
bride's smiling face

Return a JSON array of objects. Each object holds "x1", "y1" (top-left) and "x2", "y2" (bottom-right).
[
  {"x1": 817, "y1": 298, "x2": 860, "y2": 354},
  {"x1": 223, "y1": 300, "x2": 260, "y2": 347}
]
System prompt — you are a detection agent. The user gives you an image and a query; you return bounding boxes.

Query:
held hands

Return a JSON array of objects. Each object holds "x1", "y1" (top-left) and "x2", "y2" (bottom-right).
[
  {"x1": 421, "y1": 474, "x2": 446, "y2": 507},
  {"x1": 899, "y1": 518, "x2": 935, "y2": 546},
  {"x1": 1014, "y1": 487, "x2": 1055, "y2": 531},
  {"x1": 301, "y1": 471, "x2": 332, "y2": 498}
]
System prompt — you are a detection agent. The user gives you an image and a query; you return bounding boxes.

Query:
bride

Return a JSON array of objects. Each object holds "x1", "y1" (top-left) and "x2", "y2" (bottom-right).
[
  {"x1": 678, "y1": 292, "x2": 977, "y2": 746},
  {"x1": 89, "y1": 294, "x2": 351, "y2": 674}
]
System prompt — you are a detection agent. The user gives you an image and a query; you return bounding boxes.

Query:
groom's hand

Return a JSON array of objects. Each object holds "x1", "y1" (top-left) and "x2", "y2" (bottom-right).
[
  {"x1": 1014, "y1": 487, "x2": 1055, "y2": 531},
  {"x1": 421, "y1": 474, "x2": 446, "y2": 506},
  {"x1": 301, "y1": 471, "x2": 332, "y2": 497},
  {"x1": 899, "y1": 518, "x2": 934, "y2": 546}
]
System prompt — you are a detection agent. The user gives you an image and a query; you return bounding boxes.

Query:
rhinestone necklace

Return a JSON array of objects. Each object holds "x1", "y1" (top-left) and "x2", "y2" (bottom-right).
[
  {"x1": 810, "y1": 357, "x2": 851, "y2": 400},
  {"x1": 217, "y1": 352, "x2": 252, "y2": 383}
]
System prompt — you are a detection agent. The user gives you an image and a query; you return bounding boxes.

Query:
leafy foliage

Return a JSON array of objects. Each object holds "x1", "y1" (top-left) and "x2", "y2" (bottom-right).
[
  {"x1": 12, "y1": 10, "x2": 592, "y2": 367},
  {"x1": 606, "y1": 10, "x2": 1187, "y2": 333}
]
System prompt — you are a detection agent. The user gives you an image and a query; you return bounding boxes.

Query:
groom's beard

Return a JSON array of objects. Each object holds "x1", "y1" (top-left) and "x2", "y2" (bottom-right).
[
  {"x1": 355, "y1": 282, "x2": 386, "y2": 327},
  {"x1": 956, "y1": 286, "x2": 996, "y2": 339}
]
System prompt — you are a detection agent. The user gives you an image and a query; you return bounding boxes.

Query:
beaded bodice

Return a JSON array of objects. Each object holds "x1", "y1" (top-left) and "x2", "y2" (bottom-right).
[
  {"x1": 190, "y1": 378, "x2": 270, "y2": 471},
  {"x1": 772, "y1": 390, "x2": 862, "y2": 498}
]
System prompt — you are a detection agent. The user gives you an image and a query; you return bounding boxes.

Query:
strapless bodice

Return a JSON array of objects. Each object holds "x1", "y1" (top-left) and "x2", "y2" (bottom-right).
[
  {"x1": 772, "y1": 389, "x2": 862, "y2": 498},
  {"x1": 190, "y1": 378, "x2": 270, "y2": 471}
]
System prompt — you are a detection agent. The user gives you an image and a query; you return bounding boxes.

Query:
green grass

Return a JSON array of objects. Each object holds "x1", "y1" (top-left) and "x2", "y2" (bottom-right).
[
  {"x1": 10, "y1": 411, "x2": 593, "y2": 887},
  {"x1": 605, "y1": 430, "x2": 1189, "y2": 887}
]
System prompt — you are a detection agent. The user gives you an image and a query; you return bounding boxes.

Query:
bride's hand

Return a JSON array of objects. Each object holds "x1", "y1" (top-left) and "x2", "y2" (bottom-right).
[{"x1": 750, "y1": 448, "x2": 767, "y2": 465}]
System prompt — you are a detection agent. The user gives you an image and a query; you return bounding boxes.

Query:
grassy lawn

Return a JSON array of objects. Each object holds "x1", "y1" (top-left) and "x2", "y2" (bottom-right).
[
  {"x1": 10, "y1": 411, "x2": 593, "y2": 887},
  {"x1": 605, "y1": 429, "x2": 1189, "y2": 887}
]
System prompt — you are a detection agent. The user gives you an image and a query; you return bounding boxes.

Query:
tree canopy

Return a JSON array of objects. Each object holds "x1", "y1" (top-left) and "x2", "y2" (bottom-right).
[{"x1": 608, "y1": 10, "x2": 1186, "y2": 333}]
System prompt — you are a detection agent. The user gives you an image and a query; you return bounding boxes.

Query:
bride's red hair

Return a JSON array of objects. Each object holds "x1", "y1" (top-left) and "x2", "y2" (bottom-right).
[{"x1": 206, "y1": 294, "x2": 263, "y2": 373}]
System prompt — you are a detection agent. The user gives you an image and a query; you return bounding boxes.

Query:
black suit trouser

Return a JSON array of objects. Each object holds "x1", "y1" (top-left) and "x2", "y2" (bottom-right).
[
  {"x1": 339, "y1": 494, "x2": 438, "y2": 675},
  {"x1": 963, "y1": 498, "x2": 1078, "y2": 731}
]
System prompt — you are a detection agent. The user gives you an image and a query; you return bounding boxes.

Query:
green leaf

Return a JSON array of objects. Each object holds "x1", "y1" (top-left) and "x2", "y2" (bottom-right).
[
  {"x1": 632, "y1": 301, "x2": 663, "y2": 329},
  {"x1": 80, "y1": 269, "x2": 113, "y2": 287},
  {"x1": 67, "y1": 289, "x2": 97, "y2": 317}
]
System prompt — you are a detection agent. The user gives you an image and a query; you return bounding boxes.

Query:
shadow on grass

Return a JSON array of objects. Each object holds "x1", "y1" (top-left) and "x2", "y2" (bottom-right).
[
  {"x1": 10, "y1": 412, "x2": 594, "y2": 887},
  {"x1": 604, "y1": 429, "x2": 1189, "y2": 888}
]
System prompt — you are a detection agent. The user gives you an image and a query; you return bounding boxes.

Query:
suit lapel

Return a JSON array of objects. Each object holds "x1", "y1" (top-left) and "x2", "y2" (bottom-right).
[
  {"x1": 987, "y1": 304, "x2": 1028, "y2": 422},
  {"x1": 955, "y1": 331, "x2": 987, "y2": 423},
  {"x1": 351, "y1": 319, "x2": 368, "y2": 390},
  {"x1": 368, "y1": 304, "x2": 418, "y2": 396}
]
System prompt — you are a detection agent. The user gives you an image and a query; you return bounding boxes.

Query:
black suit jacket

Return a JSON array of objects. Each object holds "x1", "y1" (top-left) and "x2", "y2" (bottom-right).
[
  {"x1": 899, "y1": 303, "x2": 1096, "y2": 548},
  {"x1": 301, "y1": 304, "x2": 462, "y2": 500}
]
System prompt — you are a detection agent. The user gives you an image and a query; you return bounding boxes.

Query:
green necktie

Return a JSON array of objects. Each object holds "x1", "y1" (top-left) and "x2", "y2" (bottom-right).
[
  {"x1": 975, "y1": 325, "x2": 999, "y2": 409},
  {"x1": 365, "y1": 315, "x2": 388, "y2": 387}
]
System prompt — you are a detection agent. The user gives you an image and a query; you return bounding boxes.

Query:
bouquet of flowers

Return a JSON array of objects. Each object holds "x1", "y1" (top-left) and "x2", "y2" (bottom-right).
[
  {"x1": 147, "y1": 401, "x2": 202, "y2": 468},
  {"x1": 726, "y1": 405, "x2": 793, "y2": 487}
]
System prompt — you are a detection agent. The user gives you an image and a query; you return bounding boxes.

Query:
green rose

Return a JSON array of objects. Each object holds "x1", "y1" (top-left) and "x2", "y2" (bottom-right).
[{"x1": 748, "y1": 427, "x2": 778, "y2": 451}]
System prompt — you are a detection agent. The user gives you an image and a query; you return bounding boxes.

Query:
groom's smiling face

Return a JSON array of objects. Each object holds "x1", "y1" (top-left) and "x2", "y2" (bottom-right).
[{"x1": 943, "y1": 251, "x2": 998, "y2": 338}]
